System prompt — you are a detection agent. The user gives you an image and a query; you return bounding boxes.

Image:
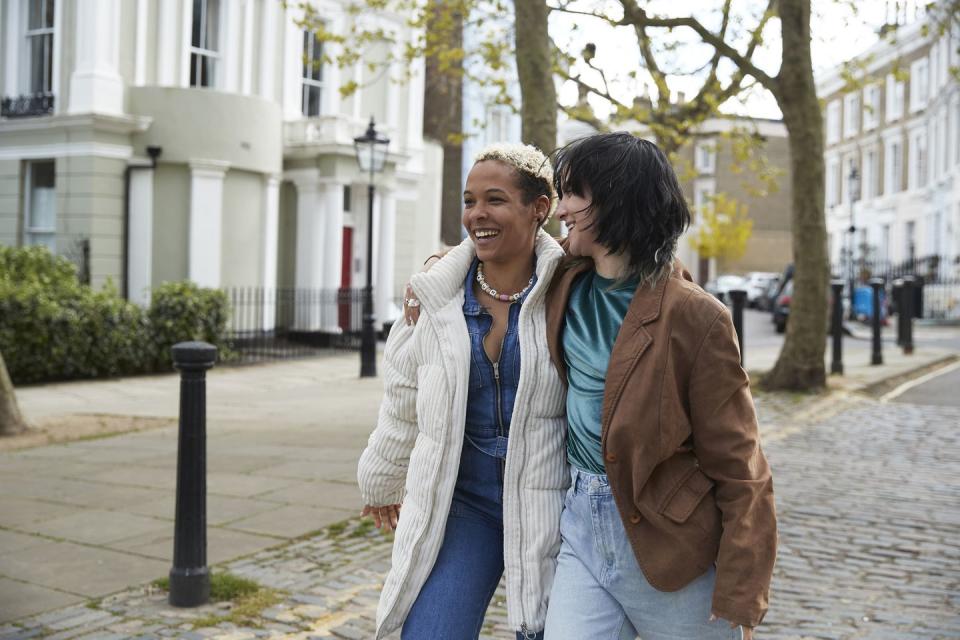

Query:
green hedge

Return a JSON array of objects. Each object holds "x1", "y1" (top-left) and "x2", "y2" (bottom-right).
[{"x1": 0, "y1": 246, "x2": 231, "y2": 384}]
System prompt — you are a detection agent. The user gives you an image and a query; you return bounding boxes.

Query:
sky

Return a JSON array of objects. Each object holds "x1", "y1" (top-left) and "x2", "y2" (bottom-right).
[{"x1": 549, "y1": 0, "x2": 909, "y2": 121}]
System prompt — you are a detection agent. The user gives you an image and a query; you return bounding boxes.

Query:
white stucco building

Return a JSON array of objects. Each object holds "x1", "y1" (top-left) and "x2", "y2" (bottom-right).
[
  {"x1": 817, "y1": 15, "x2": 959, "y2": 277},
  {"x1": 0, "y1": 0, "x2": 443, "y2": 331}
]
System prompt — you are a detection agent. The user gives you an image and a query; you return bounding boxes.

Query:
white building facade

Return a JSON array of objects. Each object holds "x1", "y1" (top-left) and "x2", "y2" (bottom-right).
[
  {"x1": 818, "y1": 17, "x2": 959, "y2": 280},
  {"x1": 0, "y1": 0, "x2": 442, "y2": 331}
]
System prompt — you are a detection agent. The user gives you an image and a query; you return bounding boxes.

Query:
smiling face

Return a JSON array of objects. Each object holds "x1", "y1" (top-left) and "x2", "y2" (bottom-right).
[
  {"x1": 462, "y1": 160, "x2": 545, "y2": 264},
  {"x1": 555, "y1": 186, "x2": 602, "y2": 260}
]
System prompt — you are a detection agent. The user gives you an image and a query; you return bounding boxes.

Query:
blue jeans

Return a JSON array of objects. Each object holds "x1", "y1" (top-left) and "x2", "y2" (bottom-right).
[
  {"x1": 402, "y1": 430, "x2": 544, "y2": 640},
  {"x1": 544, "y1": 467, "x2": 743, "y2": 640}
]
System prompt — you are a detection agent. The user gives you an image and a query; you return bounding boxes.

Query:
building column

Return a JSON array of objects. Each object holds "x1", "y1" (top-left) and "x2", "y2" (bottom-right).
[
  {"x1": 375, "y1": 189, "x2": 398, "y2": 326},
  {"x1": 258, "y1": 0, "x2": 279, "y2": 100},
  {"x1": 157, "y1": 0, "x2": 180, "y2": 86},
  {"x1": 261, "y1": 174, "x2": 281, "y2": 329},
  {"x1": 69, "y1": 0, "x2": 124, "y2": 115},
  {"x1": 292, "y1": 174, "x2": 325, "y2": 329},
  {"x1": 188, "y1": 160, "x2": 229, "y2": 288},
  {"x1": 321, "y1": 182, "x2": 345, "y2": 331},
  {"x1": 128, "y1": 165, "x2": 155, "y2": 306}
]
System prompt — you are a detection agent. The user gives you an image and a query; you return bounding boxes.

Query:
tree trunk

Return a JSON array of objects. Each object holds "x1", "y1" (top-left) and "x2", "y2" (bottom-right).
[
  {"x1": 761, "y1": 0, "x2": 828, "y2": 391},
  {"x1": 0, "y1": 350, "x2": 28, "y2": 436},
  {"x1": 423, "y1": 2, "x2": 465, "y2": 246},
  {"x1": 515, "y1": 0, "x2": 556, "y2": 153}
]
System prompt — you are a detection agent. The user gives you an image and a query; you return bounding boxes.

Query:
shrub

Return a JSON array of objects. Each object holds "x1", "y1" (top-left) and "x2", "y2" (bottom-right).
[
  {"x1": 149, "y1": 281, "x2": 232, "y2": 370},
  {"x1": 0, "y1": 246, "x2": 232, "y2": 383}
]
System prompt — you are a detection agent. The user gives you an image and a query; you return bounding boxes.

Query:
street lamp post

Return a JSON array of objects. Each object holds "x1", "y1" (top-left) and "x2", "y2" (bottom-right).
[
  {"x1": 847, "y1": 164, "x2": 860, "y2": 321},
  {"x1": 353, "y1": 117, "x2": 390, "y2": 378}
]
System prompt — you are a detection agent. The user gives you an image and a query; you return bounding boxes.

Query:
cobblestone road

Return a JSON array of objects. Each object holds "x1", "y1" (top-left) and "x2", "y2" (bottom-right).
[{"x1": 2, "y1": 391, "x2": 958, "y2": 639}]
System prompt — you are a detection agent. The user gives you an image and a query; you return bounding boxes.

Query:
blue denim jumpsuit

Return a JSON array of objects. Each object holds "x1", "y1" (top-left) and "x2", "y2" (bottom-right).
[{"x1": 403, "y1": 258, "x2": 543, "y2": 640}]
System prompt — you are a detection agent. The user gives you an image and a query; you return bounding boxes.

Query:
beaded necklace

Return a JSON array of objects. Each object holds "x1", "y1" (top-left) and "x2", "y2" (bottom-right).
[{"x1": 476, "y1": 261, "x2": 535, "y2": 303}]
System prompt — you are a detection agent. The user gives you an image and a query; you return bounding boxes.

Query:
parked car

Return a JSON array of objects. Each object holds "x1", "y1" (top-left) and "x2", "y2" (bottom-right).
[
  {"x1": 756, "y1": 276, "x2": 782, "y2": 312},
  {"x1": 704, "y1": 274, "x2": 748, "y2": 304},
  {"x1": 773, "y1": 279, "x2": 793, "y2": 333},
  {"x1": 744, "y1": 272, "x2": 780, "y2": 308}
]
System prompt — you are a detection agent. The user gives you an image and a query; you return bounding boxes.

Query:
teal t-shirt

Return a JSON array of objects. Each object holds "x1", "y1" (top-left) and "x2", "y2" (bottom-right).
[{"x1": 563, "y1": 270, "x2": 638, "y2": 474}]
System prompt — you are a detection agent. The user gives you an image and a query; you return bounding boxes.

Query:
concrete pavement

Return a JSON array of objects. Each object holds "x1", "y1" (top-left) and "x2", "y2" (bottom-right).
[
  {"x1": 1, "y1": 355, "x2": 381, "y2": 622},
  {"x1": 1, "y1": 318, "x2": 958, "y2": 625}
]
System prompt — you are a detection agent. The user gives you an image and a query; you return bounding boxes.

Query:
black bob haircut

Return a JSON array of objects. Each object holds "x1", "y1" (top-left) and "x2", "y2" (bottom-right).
[{"x1": 552, "y1": 132, "x2": 691, "y2": 283}]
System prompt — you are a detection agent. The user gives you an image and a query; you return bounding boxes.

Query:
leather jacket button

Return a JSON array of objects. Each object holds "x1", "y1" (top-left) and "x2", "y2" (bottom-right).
[
  {"x1": 629, "y1": 512, "x2": 641, "y2": 524},
  {"x1": 605, "y1": 452, "x2": 617, "y2": 463}
]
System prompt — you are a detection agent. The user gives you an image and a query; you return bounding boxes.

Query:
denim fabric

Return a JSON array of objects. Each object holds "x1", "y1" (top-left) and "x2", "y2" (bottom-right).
[
  {"x1": 402, "y1": 431, "x2": 544, "y2": 640},
  {"x1": 462, "y1": 258, "x2": 535, "y2": 457},
  {"x1": 543, "y1": 467, "x2": 743, "y2": 640}
]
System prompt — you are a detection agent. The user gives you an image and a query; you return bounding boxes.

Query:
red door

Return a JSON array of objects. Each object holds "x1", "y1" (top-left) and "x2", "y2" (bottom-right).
[{"x1": 339, "y1": 227, "x2": 353, "y2": 330}]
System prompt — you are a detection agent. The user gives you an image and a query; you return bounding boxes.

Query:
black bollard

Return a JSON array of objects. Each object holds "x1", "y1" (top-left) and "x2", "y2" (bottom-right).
[
  {"x1": 901, "y1": 276, "x2": 915, "y2": 355},
  {"x1": 869, "y1": 278, "x2": 884, "y2": 365},
  {"x1": 169, "y1": 341, "x2": 217, "y2": 607},
  {"x1": 729, "y1": 289, "x2": 747, "y2": 367},
  {"x1": 830, "y1": 280, "x2": 845, "y2": 375}
]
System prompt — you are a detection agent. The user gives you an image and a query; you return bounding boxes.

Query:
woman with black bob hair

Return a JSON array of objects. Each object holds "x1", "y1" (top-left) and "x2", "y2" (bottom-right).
[{"x1": 542, "y1": 131, "x2": 777, "y2": 639}]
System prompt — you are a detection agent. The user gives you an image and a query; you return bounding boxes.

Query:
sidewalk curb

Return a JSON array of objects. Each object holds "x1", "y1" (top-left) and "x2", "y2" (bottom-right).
[
  {"x1": 757, "y1": 353, "x2": 960, "y2": 431},
  {"x1": 858, "y1": 353, "x2": 960, "y2": 399}
]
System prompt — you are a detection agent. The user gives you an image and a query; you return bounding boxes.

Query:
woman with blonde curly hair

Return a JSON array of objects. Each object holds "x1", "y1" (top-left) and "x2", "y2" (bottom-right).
[{"x1": 357, "y1": 143, "x2": 566, "y2": 639}]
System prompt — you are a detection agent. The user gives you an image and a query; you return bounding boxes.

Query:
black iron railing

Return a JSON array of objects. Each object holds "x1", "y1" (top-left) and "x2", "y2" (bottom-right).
[
  {"x1": 223, "y1": 287, "x2": 402, "y2": 364},
  {"x1": 1, "y1": 93, "x2": 54, "y2": 118},
  {"x1": 832, "y1": 254, "x2": 960, "y2": 321}
]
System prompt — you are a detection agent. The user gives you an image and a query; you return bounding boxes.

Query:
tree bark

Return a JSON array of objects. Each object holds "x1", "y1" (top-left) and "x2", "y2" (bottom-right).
[
  {"x1": 761, "y1": 0, "x2": 828, "y2": 390},
  {"x1": 423, "y1": 2, "x2": 465, "y2": 246},
  {"x1": 0, "y1": 350, "x2": 28, "y2": 436},
  {"x1": 515, "y1": 0, "x2": 556, "y2": 153}
]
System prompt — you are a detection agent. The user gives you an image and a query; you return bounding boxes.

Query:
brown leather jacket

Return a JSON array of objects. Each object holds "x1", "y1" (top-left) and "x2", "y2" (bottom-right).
[{"x1": 545, "y1": 258, "x2": 777, "y2": 628}]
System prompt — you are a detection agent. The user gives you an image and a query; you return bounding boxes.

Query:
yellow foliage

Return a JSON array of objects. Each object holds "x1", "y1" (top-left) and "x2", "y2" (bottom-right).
[{"x1": 688, "y1": 193, "x2": 753, "y2": 262}]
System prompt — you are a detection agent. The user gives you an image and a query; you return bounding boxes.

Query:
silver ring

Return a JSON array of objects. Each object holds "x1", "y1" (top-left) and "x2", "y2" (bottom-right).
[{"x1": 405, "y1": 298, "x2": 421, "y2": 308}]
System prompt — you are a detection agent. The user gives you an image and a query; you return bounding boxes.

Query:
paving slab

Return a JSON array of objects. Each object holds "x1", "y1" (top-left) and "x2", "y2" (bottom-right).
[
  {"x1": 205, "y1": 472, "x2": 297, "y2": 498},
  {"x1": 26, "y1": 510, "x2": 171, "y2": 546},
  {"x1": 111, "y1": 525, "x2": 281, "y2": 565},
  {"x1": 0, "y1": 498, "x2": 81, "y2": 529},
  {"x1": 0, "y1": 530, "x2": 48, "y2": 555},
  {"x1": 0, "y1": 578, "x2": 84, "y2": 621},
  {"x1": 224, "y1": 505, "x2": 354, "y2": 538},
  {"x1": 0, "y1": 539, "x2": 167, "y2": 598},
  {"x1": 257, "y1": 480, "x2": 362, "y2": 510}
]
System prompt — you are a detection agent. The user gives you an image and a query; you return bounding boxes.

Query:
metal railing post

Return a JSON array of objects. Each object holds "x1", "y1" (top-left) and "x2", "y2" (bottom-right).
[
  {"x1": 869, "y1": 278, "x2": 884, "y2": 366},
  {"x1": 901, "y1": 276, "x2": 915, "y2": 355},
  {"x1": 830, "y1": 280, "x2": 845, "y2": 374},
  {"x1": 169, "y1": 341, "x2": 217, "y2": 607}
]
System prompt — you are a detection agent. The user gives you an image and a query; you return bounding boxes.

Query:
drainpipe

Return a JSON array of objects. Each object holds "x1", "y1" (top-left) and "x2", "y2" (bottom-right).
[{"x1": 123, "y1": 145, "x2": 162, "y2": 300}]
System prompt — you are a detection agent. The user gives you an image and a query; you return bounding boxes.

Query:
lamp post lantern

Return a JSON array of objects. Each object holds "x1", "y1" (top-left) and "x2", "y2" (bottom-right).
[
  {"x1": 846, "y1": 164, "x2": 860, "y2": 321},
  {"x1": 354, "y1": 117, "x2": 390, "y2": 378}
]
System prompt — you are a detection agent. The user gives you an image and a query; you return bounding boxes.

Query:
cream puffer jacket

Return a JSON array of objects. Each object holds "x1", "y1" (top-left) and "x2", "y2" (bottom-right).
[{"x1": 357, "y1": 230, "x2": 568, "y2": 638}]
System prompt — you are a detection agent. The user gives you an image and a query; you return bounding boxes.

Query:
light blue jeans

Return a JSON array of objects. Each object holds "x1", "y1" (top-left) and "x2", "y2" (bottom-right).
[{"x1": 543, "y1": 467, "x2": 743, "y2": 640}]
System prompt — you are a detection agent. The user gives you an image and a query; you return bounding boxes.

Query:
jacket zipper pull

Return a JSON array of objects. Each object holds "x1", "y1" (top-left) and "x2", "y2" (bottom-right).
[{"x1": 493, "y1": 361, "x2": 500, "y2": 380}]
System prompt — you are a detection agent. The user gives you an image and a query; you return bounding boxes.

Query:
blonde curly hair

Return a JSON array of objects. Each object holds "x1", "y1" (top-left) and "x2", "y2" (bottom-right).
[{"x1": 473, "y1": 143, "x2": 556, "y2": 223}]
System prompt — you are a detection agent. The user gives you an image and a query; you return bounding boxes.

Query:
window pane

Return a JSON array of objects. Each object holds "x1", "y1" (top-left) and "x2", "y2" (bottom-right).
[
  {"x1": 192, "y1": 0, "x2": 203, "y2": 47},
  {"x1": 202, "y1": 55, "x2": 216, "y2": 87},
  {"x1": 312, "y1": 36, "x2": 323, "y2": 81},
  {"x1": 190, "y1": 52, "x2": 200, "y2": 86},
  {"x1": 44, "y1": 0, "x2": 55, "y2": 28},
  {"x1": 29, "y1": 36, "x2": 50, "y2": 93},
  {"x1": 302, "y1": 31, "x2": 310, "y2": 78},
  {"x1": 29, "y1": 162, "x2": 56, "y2": 231},
  {"x1": 303, "y1": 85, "x2": 321, "y2": 116},
  {"x1": 205, "y1": 0, "x2": 220, "y2": 51},
  {"x1": 29, "y1": 0, "x2": 43, "y2": 30}
]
